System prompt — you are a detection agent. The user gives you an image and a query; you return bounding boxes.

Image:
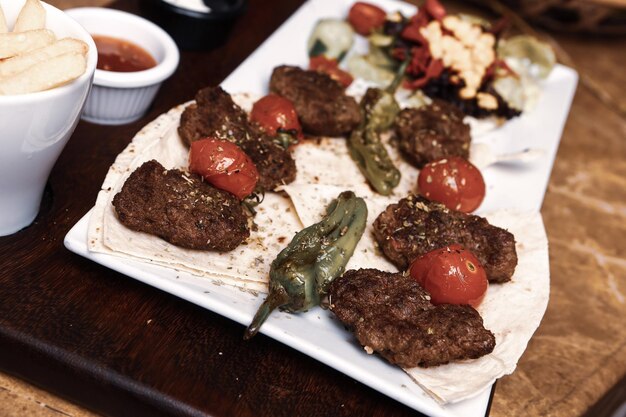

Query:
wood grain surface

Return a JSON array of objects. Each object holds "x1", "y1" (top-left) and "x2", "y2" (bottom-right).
[{"x1": 0, "y1": 1, "x2": 625, "y2": 417}]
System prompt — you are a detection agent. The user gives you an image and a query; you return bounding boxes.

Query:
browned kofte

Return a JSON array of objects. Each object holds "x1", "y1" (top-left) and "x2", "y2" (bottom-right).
[
  {"x1": 269, "y1": 65, "x2": 361, "y2": 137},
  {"x1": 178, "y1": 86, "x2": 296, "y2": 191},
  {"x1": 373, "y1": 195, "x2": 517, "y2": 283},
  {"x1": 112, "y1": 160, "x2": 249, "y2": 251},
  {"x1": 394, "y1": 100, "x2": 471, "y2": 168},
  {"x1": 329, "y1": 269, "x2": 495, "y2": 368}
]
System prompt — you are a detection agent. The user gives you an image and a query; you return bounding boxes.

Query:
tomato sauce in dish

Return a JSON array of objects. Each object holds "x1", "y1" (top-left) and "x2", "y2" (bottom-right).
[{"x1": 93, "y1": 35, "x2": 157, "y2": 72}]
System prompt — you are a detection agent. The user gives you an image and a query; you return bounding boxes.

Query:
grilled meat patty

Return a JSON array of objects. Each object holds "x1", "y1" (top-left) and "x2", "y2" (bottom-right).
[
  {"x1": 269, "y1": 65, "x2": 361, "y2": 137},
  {"x1": 112, "y1": 160, "x2": 249, "y2": 252},
  {"x1": 373, "y1": 195, "x2": 517, "y2": 283},
  {"x1": 178, "y1": 86, "x2": 296, "y2": 191},
  {"x1": 237, "y1": 136, "x2": 296, "y2": 192},
  {"x1": 394, "y1": 100, "x2": 471, "y2": 168},
  {"x1": 329, "y1": 269, "x2": 496, "y2": 368}
]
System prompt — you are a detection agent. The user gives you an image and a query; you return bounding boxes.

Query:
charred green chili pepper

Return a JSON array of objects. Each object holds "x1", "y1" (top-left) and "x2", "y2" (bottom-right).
[
  {"x1": 347, "y1": 59, "x2": 409, "y2": 196},
  {"x1": 244, "y1": 191, "x2": 367, "y2": 339},
  {"x1": 348, "y1": 88, "x2": 401, "y2": 195}
]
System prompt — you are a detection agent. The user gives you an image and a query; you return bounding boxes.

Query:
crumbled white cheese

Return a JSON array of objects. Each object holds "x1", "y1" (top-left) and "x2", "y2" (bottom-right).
[
  {"x1": 420, "y1": 19, "x2": 496, "y2": 101},
  {"x1": 476, "y1": 92, "x2": 498, "y2": 110}
]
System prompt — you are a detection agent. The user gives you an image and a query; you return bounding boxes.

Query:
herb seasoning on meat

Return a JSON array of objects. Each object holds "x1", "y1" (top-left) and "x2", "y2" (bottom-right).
[
  {"x1": 373, "y1": 195, "x2": 517, "y2": 283},
  {"x1": 113, "y1": 160, "x2": 249, "y2": 251},
  {"x1": 178, "y1": 86, "x2": 296, "y2": 191},
  {"x1": 329, "y1": 269, "x2": 495, "y2": 368},
  {"x1": 394, "y1": 100, "x2": 471, "y2": 168}
]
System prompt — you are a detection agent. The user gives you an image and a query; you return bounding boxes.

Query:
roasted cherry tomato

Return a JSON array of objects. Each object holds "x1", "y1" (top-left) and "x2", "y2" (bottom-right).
[
  {"x1": 424, "y1": 0, "x2": 447, "y2": 20},
  {"x1": 250, "y1": 94, "x2": 303, "y2": 139},
  {"x1": 309, "y1": 55, "x2": 354, "y2": 88},
  {"x1": 189, "y1": 138, "x2": 259, "y2": 200},
  {"x1": 417, "y1": 156, "x2": 486, "y2": 213},
  {"x1": 409, "y1": 244, "x2": 488, "y2": 308},
  {"x1": 348, "y1": 2, "x2": 387, "y2": 36}
]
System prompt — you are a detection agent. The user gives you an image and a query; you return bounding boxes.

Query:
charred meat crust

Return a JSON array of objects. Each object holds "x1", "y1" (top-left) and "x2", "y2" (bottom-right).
[
  {"x1": 329, "y1": 269, "x2": 496, "y2": 368},
  {"x1": 178, "y1": 86, "x2": 250, "y2": 146},
  {"x1": 394, "y1": 100, "x2": 471, "y2": 168},
  {"x1": 269, "y1": 65, "x2": 362, "y2": 137},
  {"x1": 177, "y1": 86, "x2": 296, "y2": 191},
  {"x1": 112, "y1": 160, "x2": 249, "y2": 252},
  {"x1": 238, "y1": 136, "x2": 296, "y2": 192},
  {"x1": 372, "y1": 195, "x2": 517, "y2": 283}
]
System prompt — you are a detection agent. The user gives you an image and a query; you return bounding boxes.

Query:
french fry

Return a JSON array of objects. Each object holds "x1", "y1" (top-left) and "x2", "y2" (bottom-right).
[
  {"x1": 0, "y1": 52, "x2": 86, "y2": 95},
  {"x1": 0, "y1": 6, "x2": 7, "y2": 34},
  {"x1": 0, "y1": 29, "x2": 55, "y2": 59},
  {"x1": 0, "y1": 38, "x2": 88, "y2": 78},
  {"x1": 13, "y1": 0, "x2": 46, "y2": 32}
]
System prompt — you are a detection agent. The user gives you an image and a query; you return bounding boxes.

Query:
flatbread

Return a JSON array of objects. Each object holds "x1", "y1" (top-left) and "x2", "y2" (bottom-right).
[
  {"x1": 405, "y1": 210, "x2": 549, "y2": 403},
  {"x1": 290, "y1": 134, "x2": 419, "y2": 198},
  {"x1": 88, "y1": 92, "x2": 549, "y2": 404},
  {"x1": 87, "y1": 101, "x2": 303, "y2": 293},
  {"x1": 280, "y1": 183, "x2": 550, "y2": 404}
]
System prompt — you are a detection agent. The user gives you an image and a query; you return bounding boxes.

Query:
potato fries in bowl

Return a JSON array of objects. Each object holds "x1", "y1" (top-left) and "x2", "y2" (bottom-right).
[
  {"x1": 0, "y1": 0, "x2": 96, "y2": 235},
  {"x1": 0, "y1": 0, "x2": 90, "y2": 95}
]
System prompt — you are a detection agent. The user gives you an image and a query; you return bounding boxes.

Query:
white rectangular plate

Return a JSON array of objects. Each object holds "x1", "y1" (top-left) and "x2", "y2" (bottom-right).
[{"x1": 65, "y1": 0, "x2": 578, "y2": 416}]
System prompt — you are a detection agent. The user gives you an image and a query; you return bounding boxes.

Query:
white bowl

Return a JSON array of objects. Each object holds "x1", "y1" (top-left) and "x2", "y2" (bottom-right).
[
  {"x1": 65, "y1": 7, "x2": 180, "y2": 125},
  {"x1": 0, "y1": 0, "x2": 97, "y2": 236}
]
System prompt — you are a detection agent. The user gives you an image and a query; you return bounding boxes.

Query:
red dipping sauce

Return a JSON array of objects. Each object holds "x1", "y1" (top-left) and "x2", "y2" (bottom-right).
[{"x1": 93, "y1": 35, "x2": 157, "y2": 72}]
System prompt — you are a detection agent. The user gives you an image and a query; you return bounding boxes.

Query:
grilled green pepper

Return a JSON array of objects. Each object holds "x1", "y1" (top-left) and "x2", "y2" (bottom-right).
[
  {"x1": 347, "y1": 58, "x2": 410, "y2": 196},
  {"x1": 362, "y1": 87, "x2": 400, "y2": 131},
  {"x1": 244, "y1": 191, "x2": 367, "y2": 339},
  {"x1": 348, "y1": 87, "x2": 401, "y2": 196}
]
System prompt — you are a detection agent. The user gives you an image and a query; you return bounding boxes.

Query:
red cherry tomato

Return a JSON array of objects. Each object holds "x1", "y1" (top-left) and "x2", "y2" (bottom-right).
[
  {"x1": 348, "y1": 2, "x2": 387, "y2": 36},
  {"x1": 189, "y1": 138, "x2": 259, "y2": 200},
  {"x1": 417, "y1": 156, "x2": 486, "y2": 213},
  {"x1": 424, "y1": 0, "x2": 447, "y2": 20},
  {"x1": 409, "y1": 244, "x2": 488, "y2": 308},
  {"x1": 250, "y1": 94, "x2": 303, "y2": 139},
  {"x1": 309, "y1": 55, "x2": 354, "y2": 88}
]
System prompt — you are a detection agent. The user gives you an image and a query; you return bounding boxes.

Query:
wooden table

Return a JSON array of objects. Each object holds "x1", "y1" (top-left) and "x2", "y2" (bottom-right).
[{"x1": 1, "y1": 1, "x2": 625, "y2": 417}]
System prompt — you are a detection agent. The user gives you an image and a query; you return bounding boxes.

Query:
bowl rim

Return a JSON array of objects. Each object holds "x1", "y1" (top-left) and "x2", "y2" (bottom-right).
[
  {"x1": 65, "y1": 7, "x2": 180, "y2": 89},
  {"x1": 156, "y1": 0, "x2": 247, "y2": 19},
  {"x1": 0, "y1": 0, "x2": 98, "y2": 105}
]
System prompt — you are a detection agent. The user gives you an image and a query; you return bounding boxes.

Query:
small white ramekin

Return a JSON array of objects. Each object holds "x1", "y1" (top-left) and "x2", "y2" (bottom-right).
[{"x1": 65, "y1": 8, "x2": 180, "y2": 125}]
